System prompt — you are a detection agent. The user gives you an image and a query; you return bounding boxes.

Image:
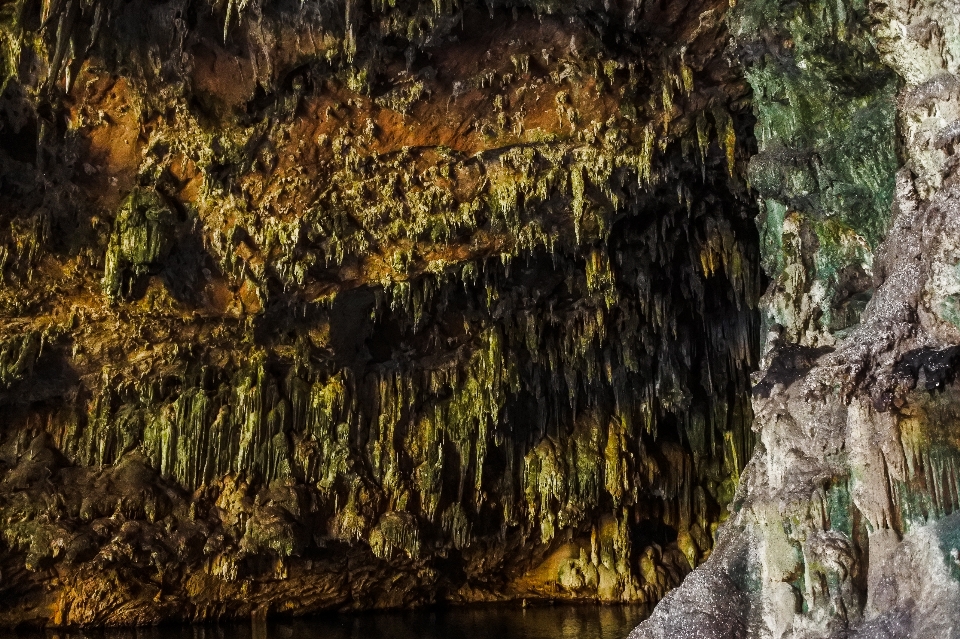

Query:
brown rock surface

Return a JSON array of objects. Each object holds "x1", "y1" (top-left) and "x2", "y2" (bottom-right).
[{"x1": 0, "y1": 0, "x2": 759, "y2": 627}]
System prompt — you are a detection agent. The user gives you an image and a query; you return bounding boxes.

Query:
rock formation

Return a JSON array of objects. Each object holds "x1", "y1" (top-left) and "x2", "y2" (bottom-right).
[
  {"x1": 7, "y1": 0, "x2": 953, "y2": 630},
  {"x1": 0, "y1": 0, "x2": 762, "y2": 627},
  {"x1": 632, "y1": 0, "x2": 960, "y2": 636}
]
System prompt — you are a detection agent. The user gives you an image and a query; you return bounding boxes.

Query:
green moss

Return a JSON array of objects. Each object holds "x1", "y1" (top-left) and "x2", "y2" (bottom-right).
[
  {"x1": 369, "y1": 511, "x2": 421, "y2": 559},
  {"x1": 102, "y1": 189, "x2": 176, "y2": 301},
  {"x1": 441, "y1": 503, "x2": 471, "y2": 549},
  {"x1": 935, "y1": 509, "x2": 960, "y2": 583},
  {"x1": 243, "y1": 509, "x2": 303, "y2": 558},
  {"x1": 0, "y1": 329, "x2": 44, "y2": 389},
  {"x1": 374, "y1": 79, "x2": 428, "y2": 115},
  {"x1": 1, "y1": 520, "x2": 63, "y2": 571},
  {"x1": 826, "y1": 479, "x2": 853, "y2": 536},
  {"x1": 757, "y1": 199, "x2": 787, "y2": 278},
  {"x1": 733, "y1": 0, "x2": 899, "y2": 340}
]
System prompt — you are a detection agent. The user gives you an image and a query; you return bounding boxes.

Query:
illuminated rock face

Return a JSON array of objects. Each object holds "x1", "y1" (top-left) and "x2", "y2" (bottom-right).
[
  {"x1": 0, "y1": 0, "x2": 760, "y2": 626},
  {"x1": 633, "y1": 0, "x2": 960, "y2": 636}
]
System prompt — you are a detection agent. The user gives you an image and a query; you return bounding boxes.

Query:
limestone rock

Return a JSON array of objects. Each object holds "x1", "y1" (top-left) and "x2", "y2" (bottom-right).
[
  {"x1": 632, "y1": 0, "x2": 960, "y2": 635},
  {"x1": 0, "y1": 0, "x2": 760, "y2": 626}
]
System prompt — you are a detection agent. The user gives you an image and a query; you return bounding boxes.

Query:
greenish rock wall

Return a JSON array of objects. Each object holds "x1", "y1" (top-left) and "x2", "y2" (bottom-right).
[
  {"x1": 733, "y1": 0, "x2": 900, "y2": 347},
  {"x1": 632, "y1": 0, "x2": 960, "y2": 635}
]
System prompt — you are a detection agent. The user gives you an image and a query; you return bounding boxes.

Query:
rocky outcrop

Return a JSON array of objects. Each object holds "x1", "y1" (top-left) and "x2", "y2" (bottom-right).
[
  {"x1": 632, "y1": 0, "x2": 960, "y2": 636},
  {"x1": 0, "y1": 0, "x2": 761, "y2": 627}
]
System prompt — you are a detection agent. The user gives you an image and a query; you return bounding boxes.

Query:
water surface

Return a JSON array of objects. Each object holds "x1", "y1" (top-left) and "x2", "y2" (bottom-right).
[{"x1": 16, "y1": 605, "x2": 648, "y2": 639}]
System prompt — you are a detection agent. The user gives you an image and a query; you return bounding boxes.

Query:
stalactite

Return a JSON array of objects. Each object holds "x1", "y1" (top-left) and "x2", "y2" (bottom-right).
[{"x1": 0, "y1": 0, "x2": 762, "y2": 624}]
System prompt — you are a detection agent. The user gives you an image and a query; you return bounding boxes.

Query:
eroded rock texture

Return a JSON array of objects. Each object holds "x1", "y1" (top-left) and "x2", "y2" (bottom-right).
[
  {"x1": 632, "y1": 0, "x2": 960, "y2": 636},
  {"x1": 0, "y1": 0, "x2": 760, "y2": 627}
]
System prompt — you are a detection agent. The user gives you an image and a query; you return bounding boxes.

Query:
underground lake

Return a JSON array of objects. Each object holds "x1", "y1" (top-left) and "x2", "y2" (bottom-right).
[{"x1": 9, "y1": 605, "x2": 651, "y2": 639}]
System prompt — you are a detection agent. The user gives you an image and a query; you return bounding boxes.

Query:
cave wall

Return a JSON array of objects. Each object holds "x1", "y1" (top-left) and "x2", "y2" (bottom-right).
[
  {"x1": 0, "y1": 0, "x2": 761, "y2": 626},
  {"x1": 632, "y1": 0, "x2": 960, "y2": 636}
]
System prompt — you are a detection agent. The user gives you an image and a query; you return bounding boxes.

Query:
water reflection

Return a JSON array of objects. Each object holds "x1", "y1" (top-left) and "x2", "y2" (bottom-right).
[{"x1": 15, "y1": 605, "x2": 649, "y2": 639}]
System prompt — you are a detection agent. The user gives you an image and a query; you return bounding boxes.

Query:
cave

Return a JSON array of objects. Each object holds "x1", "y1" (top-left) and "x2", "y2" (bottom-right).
[
  {"x1": 2, "y1": 0, "x2": 960, "y2": 635},
  {"x1": 0, "y1": 0, "x2": 761, "y2": 624}
]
